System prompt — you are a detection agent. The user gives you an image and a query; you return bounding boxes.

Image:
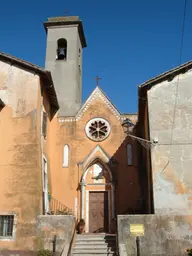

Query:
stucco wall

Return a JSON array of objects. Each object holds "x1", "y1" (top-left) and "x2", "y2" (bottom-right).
[
  {"x1": 147, "y1": 70, "x2": 192, "y2": 215},
  {"x1": 36, "y1": 215, "x2": 76, "y2": 255},
  {"x1": 118, "y1": 214, "x2": 192, "y2": 256},
  {"x1": 0, "y1": 62, "x2": 44, "y2": 250},
  {"x1": 45, "y1": 25, "x2": 82, "y2": 116}
]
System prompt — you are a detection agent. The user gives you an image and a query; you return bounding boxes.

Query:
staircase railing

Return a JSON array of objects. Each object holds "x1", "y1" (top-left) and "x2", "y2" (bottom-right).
[
  {"x1": 67, "y1": 222, "x2": 77, "y2": 256},
  {"x1": 49, "y1": 196, "x2": 74, "y2": 215}
]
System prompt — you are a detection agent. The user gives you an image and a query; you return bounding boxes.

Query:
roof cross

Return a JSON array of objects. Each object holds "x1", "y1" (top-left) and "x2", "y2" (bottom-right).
[
  {"x1": 64, "y1": 9, "x2": 69, "y2": 16},
  {"x1": 96, "y1": 76, "x2": 101, "y2": 86}
]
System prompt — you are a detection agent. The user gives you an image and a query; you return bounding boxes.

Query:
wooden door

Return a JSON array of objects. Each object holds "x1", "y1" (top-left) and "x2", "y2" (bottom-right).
[{"x1": 89, "y1": 191, "x2": 109, "y2": 233}]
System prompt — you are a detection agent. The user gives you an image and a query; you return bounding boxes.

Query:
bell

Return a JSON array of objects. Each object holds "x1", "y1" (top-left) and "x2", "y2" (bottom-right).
[{"x1": 58, "y1": 48, "x2": 66, "y2": 59}]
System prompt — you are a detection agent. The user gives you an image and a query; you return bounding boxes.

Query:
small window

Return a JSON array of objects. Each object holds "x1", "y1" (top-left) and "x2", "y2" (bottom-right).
[
  {"x1": 43, "y1": 157, "x2": 49, "y2": 214},
  {"x1": 57, "y1": 38, "x2": 67, "y2": 60},
  {"x1": 127, "y1": 144, "x2": 133, "y2": 166},
  {"x1": 42, "y1": 111, "x2": 47, "y2": 138},
  {"x1": 0, "y1": 215, "x2": 14, "y2": 238},
  {"x1": 63, "y1": 145, "x2": 69, "y2": 167}
]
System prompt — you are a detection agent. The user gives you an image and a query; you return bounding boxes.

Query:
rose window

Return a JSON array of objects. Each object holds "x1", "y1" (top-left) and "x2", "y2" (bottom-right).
[{"x1": 85, "y1": 118, "x2": 111, "y2": 141}]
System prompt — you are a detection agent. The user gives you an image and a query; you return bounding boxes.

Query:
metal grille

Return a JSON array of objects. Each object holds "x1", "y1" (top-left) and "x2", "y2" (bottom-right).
[
  {"x1": 89, "y1": 120, "x2": 108, "y2": 140},
  {"x1": 49, "y1": 197, "x2": 73, "y2": 215},
  {"x1": 0, "y1": 215, "x2": 14, "y2": 237},
  {"x1": 42, "y1": 112, "x2": 47, "y2": 138},
  {"x1": 85, "y1": 118, "x2": 111, "y2": 142}
]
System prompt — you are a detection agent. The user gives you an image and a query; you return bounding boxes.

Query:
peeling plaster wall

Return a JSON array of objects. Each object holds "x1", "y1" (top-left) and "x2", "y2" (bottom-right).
[
  {"x1": 148, "y1": 69, "x2": 192, "y2": 215},
  {"x1": 118, "y1": 215, "x2": 192, "y2": 256},
  {"x1": 0, "y1": 62, "x2": 39, "y2": 117},
  {"x1": 0, "y1": 61, "x2": 43, "y2": 250},
  {"x1": 36, "y1": 215, "x2": 76, "y2": 254}
]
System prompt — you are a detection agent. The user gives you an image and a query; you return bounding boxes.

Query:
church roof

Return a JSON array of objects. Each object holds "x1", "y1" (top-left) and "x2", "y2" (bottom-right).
[
  {"x1": 0, "y1": 52, "x2": 59, "y2": 116},
  {"x1": 75, "y1": 86, "x2": 121, "y2": 121},
  {"x1": 139, "y1": 60, "x2": 192, "y2": 90},
  {"x1": 0, "y1": 99, "x2": 5, "y2": 107},
  {"x1": 59, "y1": 86, "x2": 137, "y2": 123},
  {"x1": 138, "y1": 60, "x2": 192, "y2": 127}
]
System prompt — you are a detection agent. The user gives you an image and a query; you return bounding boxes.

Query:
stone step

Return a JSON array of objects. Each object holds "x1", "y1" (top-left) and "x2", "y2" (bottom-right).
[
  {"x1": 73, "y1": 248, "x2": 116, "y2": 254},
  {"x1": 73, "y1": 248, "x2": 115, "y2": 253},
  {"x1": 76, "y1": 235, "x2": 116, "y2": 241},
  {"x1": 75, "y1": 238, "x2": 116, "y2": 243},
  {"x1": 72, "y1": 234, "x2": 117, "y2": 256},
  {"x1": 76, "y1": 234, "x2": 116, "y2": 237},
  {"x1": 72, "y1": 254, "x2": 116, "y2": 256},
  {"x1": 76, "y1": 238, "x2": 116, "y2": 244},
  {"x1": 73, "y1": 243, "x2": 116, "y2": 251},
  {"x1": 74, "y1": 242, "x2": 116, "y2": 248},
  {"x1": 73, "y1": 244, "x2": 116, "y2": 250}
]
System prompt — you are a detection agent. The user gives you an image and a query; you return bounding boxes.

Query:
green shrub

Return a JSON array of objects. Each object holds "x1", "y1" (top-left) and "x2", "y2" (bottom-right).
[
  {"x1": 56, "y1": 209, "x2": 73, "y2": 215},
  {"x1": 186, "y1": 249, "x2": 192, "y2": 256},
  {"x1": 38, "y1": 249, "x2": 52, "y2": 256}
]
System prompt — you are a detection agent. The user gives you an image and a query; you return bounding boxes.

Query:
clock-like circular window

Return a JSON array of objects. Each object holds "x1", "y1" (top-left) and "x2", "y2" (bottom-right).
[{"x1": 85, "y1": 118, "x2": 111, "y2": 142}]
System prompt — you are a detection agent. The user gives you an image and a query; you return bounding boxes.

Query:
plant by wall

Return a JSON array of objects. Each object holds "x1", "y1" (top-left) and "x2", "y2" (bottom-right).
[
  {"x1": 56, "y1": 209, "x2": 73, "y2": 215},
  {"x1": 38, "y1": 249, "x2": 52, "y2": 256},
  {"x1": 186, "y1": 249, "x2": 192, "y2": 256}
]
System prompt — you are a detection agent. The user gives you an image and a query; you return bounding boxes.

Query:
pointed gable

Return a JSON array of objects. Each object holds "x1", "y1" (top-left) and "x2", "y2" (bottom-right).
[
  {"x1": 78, "y1": 145, "x2": 111, "y2": 169},
  {"x1": 76, "y1": 87, "x2": 120, "y2": 121},
  {"x1": 0, "y1": 99, "x2": 5, "y2": 107},
  {"x1": 59, "y1": 87, "x2": 121, "y2": 122}
]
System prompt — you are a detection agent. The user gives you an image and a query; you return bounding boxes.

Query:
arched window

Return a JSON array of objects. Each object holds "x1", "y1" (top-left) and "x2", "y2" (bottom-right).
[
  {"x1": 57, "y1": 38, "x2": 67, "y2": 60},
  {"x1": 127, "y1": 143, "x2": 133, "y2": 166},
  {"x1": 63, "y1": 145, "x2": 69, "y2": 167}
]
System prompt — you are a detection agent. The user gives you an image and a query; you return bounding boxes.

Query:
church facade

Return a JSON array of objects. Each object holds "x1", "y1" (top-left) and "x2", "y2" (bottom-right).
[
  {"x1": 48, "y1": 86, "x2": 140, "y2": 233},
  {"x1": 44, "y1": 17, "x2": 141, "y2": 233}
]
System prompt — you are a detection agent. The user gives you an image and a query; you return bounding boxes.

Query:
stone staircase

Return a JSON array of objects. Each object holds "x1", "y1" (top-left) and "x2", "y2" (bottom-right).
[{"x1": 72, "y1": 234, "x2": 117, "y2": 256}]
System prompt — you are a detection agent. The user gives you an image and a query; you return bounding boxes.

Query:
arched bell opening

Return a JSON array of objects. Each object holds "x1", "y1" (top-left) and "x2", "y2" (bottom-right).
[{"x1": 56, "y1": 38, "x2": 67, "y2": 60}]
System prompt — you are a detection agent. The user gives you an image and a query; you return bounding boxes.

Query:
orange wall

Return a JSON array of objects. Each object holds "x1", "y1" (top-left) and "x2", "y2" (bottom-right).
[
  {"x1": 48, "y1": 96, "x2": 141, "y2": 217},
  {"x1": 0, "y1": 62, "x2": 48, "y2": 250}
]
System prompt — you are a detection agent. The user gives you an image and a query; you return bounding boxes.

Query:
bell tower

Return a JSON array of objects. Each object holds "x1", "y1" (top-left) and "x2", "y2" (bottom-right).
[{"x1": 44, "y1": 16, "x2": 87, "y2": 116}]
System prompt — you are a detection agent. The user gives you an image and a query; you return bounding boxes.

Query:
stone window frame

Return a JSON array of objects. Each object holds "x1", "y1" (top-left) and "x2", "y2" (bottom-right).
[
  {"x1": 63, "y1": 144, "x2": 70, "y2": 168},
  {"x1": 42, "y1": 155, "x2": 49, "y2": 214},
  {"x1": 127, "y1": 143, "x2": 133, "y2": 166},
  {"x1": 0, "y1": 212, "x2": 17, "y2": 241},
  {"x1": 42, "y1": 111, "x2": 47, "y2": 139}
]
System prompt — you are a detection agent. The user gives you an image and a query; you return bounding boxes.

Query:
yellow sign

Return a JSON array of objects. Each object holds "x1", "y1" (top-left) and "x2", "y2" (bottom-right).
[{"x1": 130, "y1": 224, "x2": 144, "y2": 236}]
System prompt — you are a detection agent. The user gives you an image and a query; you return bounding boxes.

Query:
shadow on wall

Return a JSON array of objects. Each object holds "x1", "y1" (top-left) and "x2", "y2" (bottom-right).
[
  {"x1": 76, "y1": 128, "x2": 149, "y2": 216},
  {"x1": 109, "y1": 134, "x2": 146, "y2": 215},
  {"x1": 0, "y1": 101, "x2": 5, "y2": 112}
]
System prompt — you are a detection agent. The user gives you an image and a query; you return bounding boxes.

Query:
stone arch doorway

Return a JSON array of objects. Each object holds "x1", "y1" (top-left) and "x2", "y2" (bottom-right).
[{"x1": 80, "y1": 159, "x2": 115, "y2": 233}]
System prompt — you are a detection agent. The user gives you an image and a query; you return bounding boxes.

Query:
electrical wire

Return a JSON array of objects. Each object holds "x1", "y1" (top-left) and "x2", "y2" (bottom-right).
[
  {"x1": 158, "y1": 0, "x2": 188, "y2": 174},
  {"x1": 169, "y1": 0, "x2": 188, "y2": 148}
]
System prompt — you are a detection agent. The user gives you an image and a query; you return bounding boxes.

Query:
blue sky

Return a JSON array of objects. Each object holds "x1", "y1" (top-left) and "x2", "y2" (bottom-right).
[{"x1": 0, "y1": 0, "x2": 191, "y2": 113}]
